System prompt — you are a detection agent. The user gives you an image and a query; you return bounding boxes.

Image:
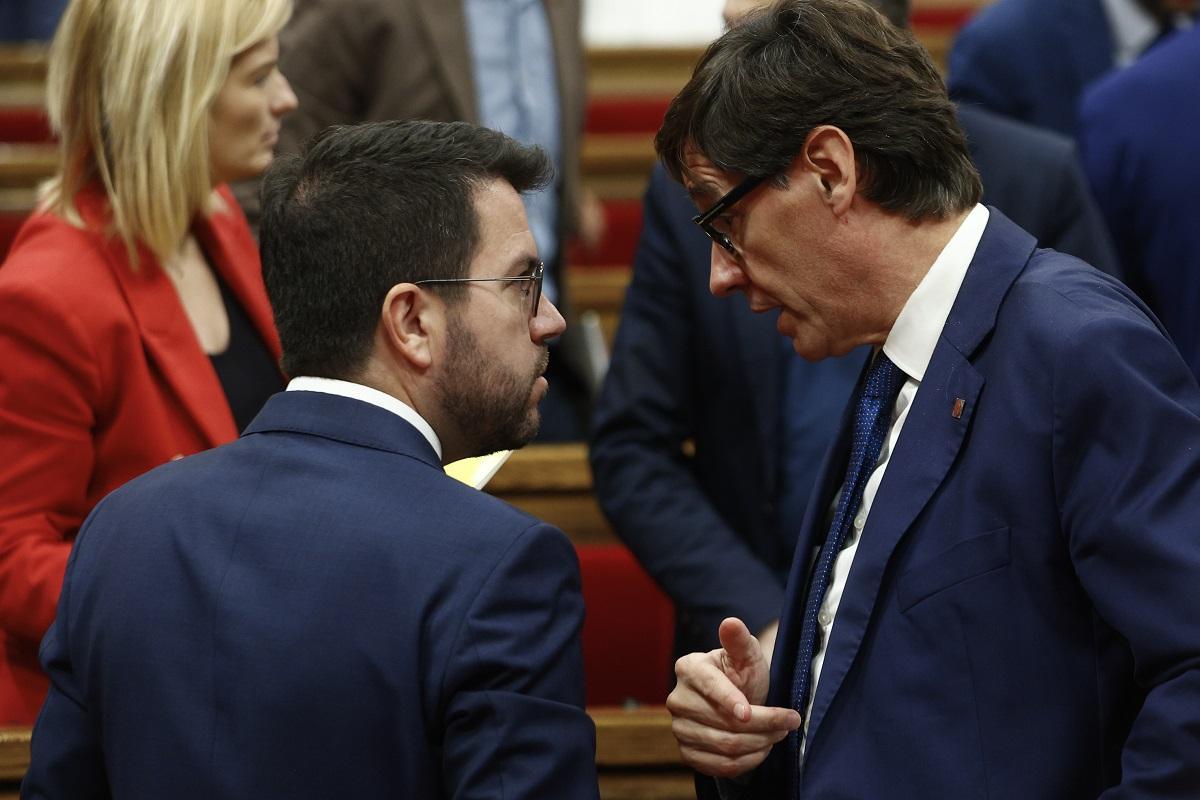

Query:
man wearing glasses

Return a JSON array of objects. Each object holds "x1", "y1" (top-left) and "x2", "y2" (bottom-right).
[
  {"x1": 655, "y1": 1, "x2": 1200, "y2": 798},
  {"x1": 591, "y1": 0, "x2": 1123, "y2": 677},
  {"x1": 24, "y1": 120, "x2": 600, "y2": 799}
]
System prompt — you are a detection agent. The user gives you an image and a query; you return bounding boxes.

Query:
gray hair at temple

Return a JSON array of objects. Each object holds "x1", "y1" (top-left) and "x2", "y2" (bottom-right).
[{"x1": 662, "y1": 0, "x2": 980, "y2": 220}]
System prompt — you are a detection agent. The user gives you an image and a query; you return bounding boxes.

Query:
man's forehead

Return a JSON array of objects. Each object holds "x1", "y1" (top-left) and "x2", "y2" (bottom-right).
[{"x1": 681, "y1": 147, "x2": 733, "y2": 205}]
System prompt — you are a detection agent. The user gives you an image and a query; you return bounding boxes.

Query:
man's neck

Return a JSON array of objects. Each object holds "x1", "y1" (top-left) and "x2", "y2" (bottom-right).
[{"x1": 848, "y1": 206, "x2": 974, "y2": 344}]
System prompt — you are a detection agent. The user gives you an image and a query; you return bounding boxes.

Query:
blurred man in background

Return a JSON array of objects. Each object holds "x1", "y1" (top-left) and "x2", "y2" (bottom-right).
[
  {"x1": 949, "y1": 0, "x2": 1198, "y2": 136},
  {"x1": 1079, "y1": 23, "x2": 1200, "y2": 382}
]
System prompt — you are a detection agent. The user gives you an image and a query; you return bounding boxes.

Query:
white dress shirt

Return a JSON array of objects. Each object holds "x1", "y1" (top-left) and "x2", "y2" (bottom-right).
[
  {"x1": 801, "y1": 204, "x2": 990, "y2": 746},
  {"x1": 1103, "y1": 0, "x2": 1163, "y2": 65},
  {"x1": 286, "y1": 376, "x2": 443, "y2": 460}
]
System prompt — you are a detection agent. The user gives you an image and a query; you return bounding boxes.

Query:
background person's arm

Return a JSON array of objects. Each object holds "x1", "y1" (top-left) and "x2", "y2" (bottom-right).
[
  {"x1": 590, "y1": 168, "x2": 787, "y2": 648},
  {"x1": 0, "y1": 276, "x2": 98, "y2": 647}
]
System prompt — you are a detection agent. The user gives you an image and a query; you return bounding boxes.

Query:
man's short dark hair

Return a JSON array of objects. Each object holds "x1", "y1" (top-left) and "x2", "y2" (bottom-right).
[
  {"x1": 658, "y1": 0, "x2": 980, "y2": 220},
  {"x1": 867, "y1": 0, "x2": 908, "y2": 28},
  {"x1": 259, "y1": 120, "x2": 552, "y2": 379}
]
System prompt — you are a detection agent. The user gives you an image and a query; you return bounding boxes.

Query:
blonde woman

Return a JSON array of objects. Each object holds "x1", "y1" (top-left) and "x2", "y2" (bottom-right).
[{"x1": 0, "y1": 0, "x2": 296, "y2": 723}]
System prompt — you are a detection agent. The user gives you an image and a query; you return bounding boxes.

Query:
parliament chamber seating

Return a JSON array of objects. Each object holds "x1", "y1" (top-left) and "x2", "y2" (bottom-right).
[
  {"x1": 0, "y1": 7, "x2": 983, "y2": 793},
  {"x1": 0, "y1": 45, "x2": 50, "y2": 262}
]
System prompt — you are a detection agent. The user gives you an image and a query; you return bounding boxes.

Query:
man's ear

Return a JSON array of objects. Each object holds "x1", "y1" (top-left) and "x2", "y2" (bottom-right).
[
  {"x1": 380, "y1": 283, "x2": 440, "y2": 371},
  {"x1": 796, "y1": 124, "x2": 857, "y2": 217}
]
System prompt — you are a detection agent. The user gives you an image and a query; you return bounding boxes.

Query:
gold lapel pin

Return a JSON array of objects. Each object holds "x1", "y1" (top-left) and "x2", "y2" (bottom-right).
[{"x1": 951, "y1": 397, "x2": 965, "y2": 419}]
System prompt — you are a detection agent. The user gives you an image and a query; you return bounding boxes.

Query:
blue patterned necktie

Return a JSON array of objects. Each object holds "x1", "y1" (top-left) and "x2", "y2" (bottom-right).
[{"x1": 790, "y1": 351, "x2": 906, "y2": 777}]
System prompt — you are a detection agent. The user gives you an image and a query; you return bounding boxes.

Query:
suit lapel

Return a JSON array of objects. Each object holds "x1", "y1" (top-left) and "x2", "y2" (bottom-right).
[
  {"x1": 82, "y1": 190, "x2": 236, "y2": 448},
  {"x1": 107, "y1": 245, "x2": 237, "y2": 448},
  {"x1": 766, "y1": 369, "x2": 858, "y2": 787},
  {"x1": 413, "y1": 0, "x2": 477, "y2": 122},
  {"x1": 767, "y1": 358, "x2": 859, "y2": 692},
  {"x1": 798, "y1": 209, "x2": 1039, "y2": 757},
  {"x1": 802, "y1": 347, "x2": 984, "y2": 747}
]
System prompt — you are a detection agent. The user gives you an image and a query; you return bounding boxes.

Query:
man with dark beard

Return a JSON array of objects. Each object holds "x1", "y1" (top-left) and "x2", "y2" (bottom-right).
[{"x1": 24, "y1": 120, "x2": 600, "y2": 800}]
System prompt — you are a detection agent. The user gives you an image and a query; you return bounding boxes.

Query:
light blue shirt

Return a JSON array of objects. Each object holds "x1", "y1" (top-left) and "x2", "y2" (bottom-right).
[{"x1": 464, "y1": 0, "x2": 562, "y2": 303}]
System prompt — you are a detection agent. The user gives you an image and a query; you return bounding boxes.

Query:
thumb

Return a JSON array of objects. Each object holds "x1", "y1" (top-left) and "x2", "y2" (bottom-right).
[{"x1": 718, "y1": 617, "x2": 765, "y2": 674}]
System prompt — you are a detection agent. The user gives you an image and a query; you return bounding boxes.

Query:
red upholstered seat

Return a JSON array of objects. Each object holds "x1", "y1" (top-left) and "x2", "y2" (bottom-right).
[
  {"x1": 567, "y1": 198, "x2": 643, "y2": 269},
  {"x1": 577, "y1": 544, "x2": 674, "y2": 706},
  {"x1": 0, "y1": 107, "x2": 53, "y2": 144},
  {"x1": 584, "y1": 96, "x2": 671, "y2": 136}
]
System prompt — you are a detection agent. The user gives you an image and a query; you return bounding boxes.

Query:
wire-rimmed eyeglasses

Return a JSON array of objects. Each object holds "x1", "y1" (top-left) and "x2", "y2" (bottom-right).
[
  {"x1": 692, "y1": 174, "x2": 768, "y2": 255},
  {"x1": 414, "y1": 260, "x2": 544, "y2": 320}
]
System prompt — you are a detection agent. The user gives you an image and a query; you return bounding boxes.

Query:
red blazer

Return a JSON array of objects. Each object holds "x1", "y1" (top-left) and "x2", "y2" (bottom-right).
[{"x1": 0, "y1": 185, "x2": 281, "y2": 723}]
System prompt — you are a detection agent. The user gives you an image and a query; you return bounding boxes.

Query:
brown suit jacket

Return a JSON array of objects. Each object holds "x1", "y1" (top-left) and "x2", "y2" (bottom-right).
[{"x1": 241, "y1": 0, "x2": 584, "y2": 239}]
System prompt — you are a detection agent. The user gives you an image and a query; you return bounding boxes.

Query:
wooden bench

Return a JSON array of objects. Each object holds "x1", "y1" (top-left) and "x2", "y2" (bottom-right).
[
  {"x1": 0, "y1": 707, "x2": 688, "y2": 799},
  {"x1": 486, "y1": 442, "x2": 614, "y2": 545},
  {"x1": 593, "y1": 706, "x2": 693, "y2": 799},
  {"x1": 0, "y1": 143, "x2": 54, "y2": 188}
]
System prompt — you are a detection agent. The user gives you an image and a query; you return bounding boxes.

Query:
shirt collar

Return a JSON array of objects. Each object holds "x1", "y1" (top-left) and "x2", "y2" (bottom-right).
[
  {"x1": 882, "y1": 204, "x2": 989, "y2": 382},
  {"x1": 285, "y1": 376, "x2": 443, "y2": 460}
]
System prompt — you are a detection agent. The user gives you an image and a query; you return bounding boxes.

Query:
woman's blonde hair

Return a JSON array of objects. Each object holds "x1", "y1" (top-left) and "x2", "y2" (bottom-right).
[{"x1": 42, "y1": 0, "x2": 292, "y2": 265}]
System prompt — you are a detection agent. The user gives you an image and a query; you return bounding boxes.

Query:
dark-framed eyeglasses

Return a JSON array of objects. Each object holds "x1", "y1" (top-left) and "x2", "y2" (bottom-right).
[
  {"x1": 692, "y1": 174, "x2": 768, "y2": 255},
  {"x1": 413, "y1": 260, "x2": 544, "y2": 320}
]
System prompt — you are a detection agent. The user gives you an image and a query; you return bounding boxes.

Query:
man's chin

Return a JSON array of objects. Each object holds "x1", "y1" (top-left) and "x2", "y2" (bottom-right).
[
  {"x1": 471, "y1": 410, "x2": 540, "y2": 459},
  {"x1": 515, "y1": 407, "x2": 541, "y2": 448}
]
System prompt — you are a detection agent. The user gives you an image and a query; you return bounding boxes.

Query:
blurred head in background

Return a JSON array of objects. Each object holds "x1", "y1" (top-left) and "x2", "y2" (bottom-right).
[{"x1": 44, "y1": 0, "x2": 296, "y2": 262}]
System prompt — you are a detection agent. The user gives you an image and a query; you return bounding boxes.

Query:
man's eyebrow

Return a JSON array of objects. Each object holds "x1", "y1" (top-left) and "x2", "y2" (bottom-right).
[
  {"x1": 505, "y1": 255, "x2": 538, "y2": 278},
  {"x1": 686, "y1": 180, "x2": 722, "y2": 207}
]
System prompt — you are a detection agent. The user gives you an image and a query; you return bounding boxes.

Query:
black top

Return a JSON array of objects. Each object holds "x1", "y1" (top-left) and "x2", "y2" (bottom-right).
[{"x1": 209, "y1": 273, "x2": 282, "y2": 432}]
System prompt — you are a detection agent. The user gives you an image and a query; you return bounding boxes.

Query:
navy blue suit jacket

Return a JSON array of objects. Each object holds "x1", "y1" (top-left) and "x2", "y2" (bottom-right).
[
  {"x1": 590, "y1": 109, "x2": 1121, "y2": 657},
  {"x1": 948, "y1": 0, "x2": 1114, "y2": 136},
  {"x1": 743, "y1": 210, "x2": 1200, "y2": 798},
  {"x1": 24, "y1": 391, "x2": 598, "y2": 799},
  {"x1": 1078, "y1": 24, "x2": 1200, "y2": 382},
  {"x1": 0, "y1": 0, "x2": 66, "y2": 41}
]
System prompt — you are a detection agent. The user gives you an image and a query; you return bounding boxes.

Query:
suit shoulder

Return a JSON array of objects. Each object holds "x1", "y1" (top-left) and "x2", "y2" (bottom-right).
[
  {"x1": 1082, "y1": 27, "x2": 1200, "y2": 115},
  {"x1": 956, "y1": 0, "x2": 1048, "y2": 44},
  {"x1": 1005, "y1": 252, "x2": 1158, "y2": 336},
  {"x1": 1, "y1": 212, "x2": 114, "y2": 288},
  {"x1": 959, "y1": 105, "x2": 1073, "y2": 161},
  {"x1": 0, "y1": 214, "x2": 125, "y2": 328}
]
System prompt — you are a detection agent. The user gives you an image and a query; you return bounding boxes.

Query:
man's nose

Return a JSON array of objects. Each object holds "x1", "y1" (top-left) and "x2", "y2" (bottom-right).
[
  {"x1": 531, "y1": 295, "x2": 567, "y2": 344},
  {"x1": 709, "y1": 244, "x2": 748, "y2": 297}
]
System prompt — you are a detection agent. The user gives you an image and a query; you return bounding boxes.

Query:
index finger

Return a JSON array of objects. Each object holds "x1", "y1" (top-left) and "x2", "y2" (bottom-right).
[
  {"x1": 744, "y1": 703, "x2": 801, "y2": 732},
  {"x1": 674, "y1": 652, "x2": 752, "y2": 723},
  {"x1": 671, "y1": 656, "x2": 801, "y2": 732}
]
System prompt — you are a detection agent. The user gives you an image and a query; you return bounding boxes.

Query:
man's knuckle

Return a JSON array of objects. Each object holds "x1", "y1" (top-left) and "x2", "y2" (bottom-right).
[{"x1": 712, "y1": 730, "x2": 744, "y2": 757}]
